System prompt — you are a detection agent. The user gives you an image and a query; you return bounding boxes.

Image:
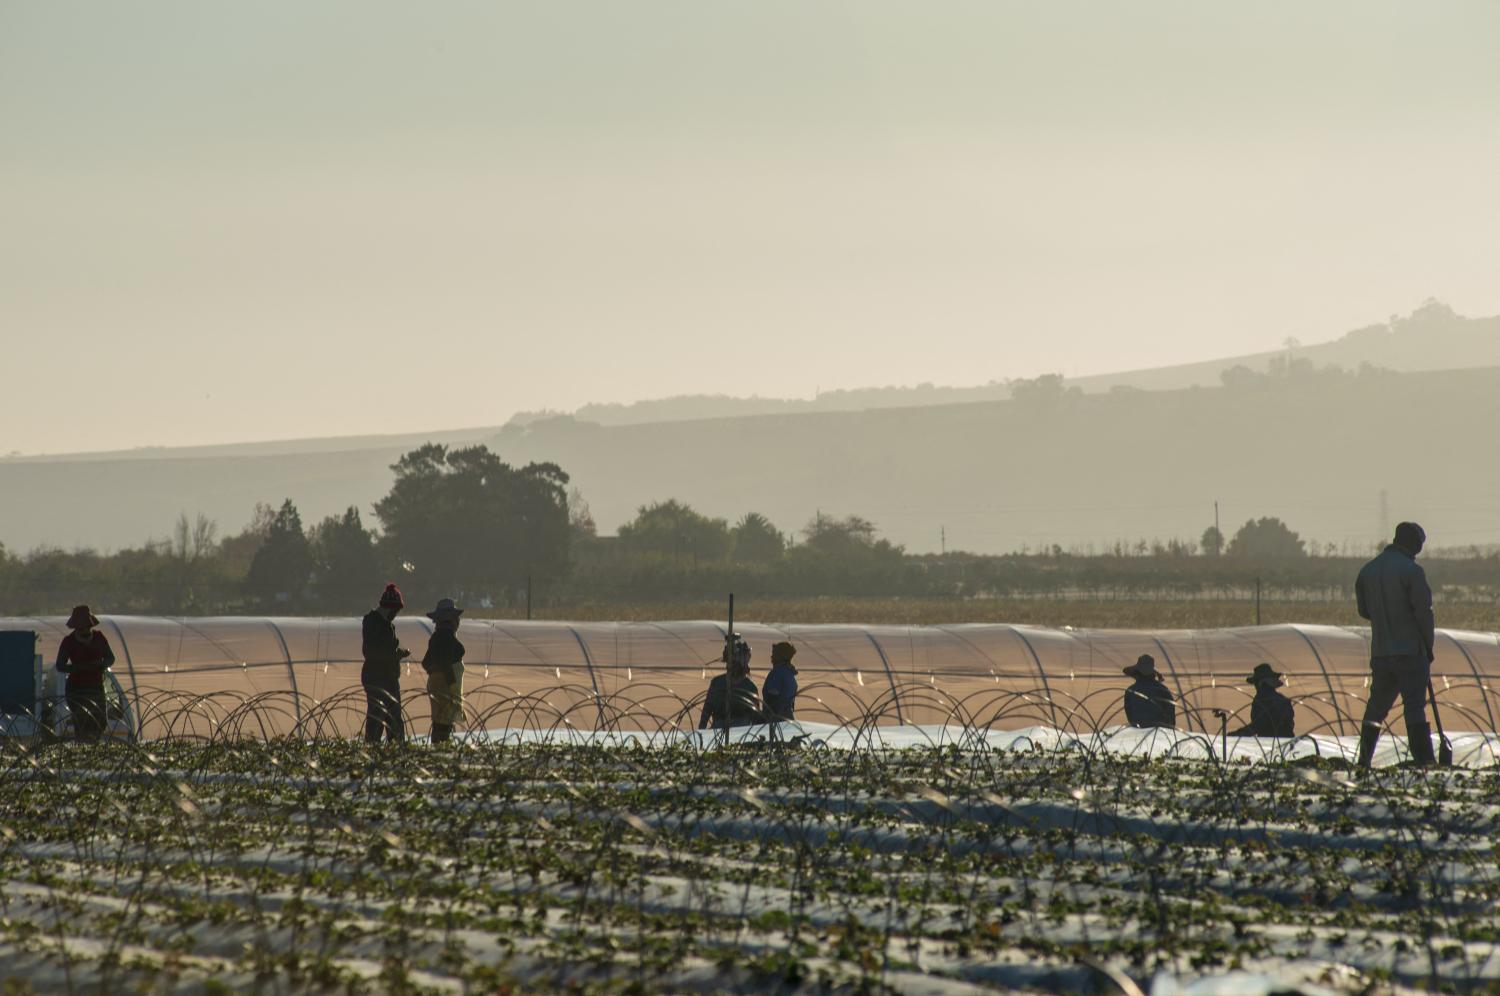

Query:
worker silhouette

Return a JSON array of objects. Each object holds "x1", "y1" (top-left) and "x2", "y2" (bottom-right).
[
  {"x1": 698, "y1": 635, "x2": 764, "y2": 731},
  {"x1": 1232, "y1": 663, "x2": 1295, "y2": 738},
  {"x1": 1122, "y1": 654, "x2": 1176, "y2": 729},
  {"x1": 1355, "y1": 522, "x2": 1436, "y2": 768}
]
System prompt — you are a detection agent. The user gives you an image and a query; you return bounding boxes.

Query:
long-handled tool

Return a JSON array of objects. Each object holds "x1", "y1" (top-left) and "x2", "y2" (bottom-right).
[
  {"x1": 1426, "y1": 676, "x2": 1455, "y2": 767},
  {"x1": 1419, "y1": 633, "x2": 1454, "y2": 767}
]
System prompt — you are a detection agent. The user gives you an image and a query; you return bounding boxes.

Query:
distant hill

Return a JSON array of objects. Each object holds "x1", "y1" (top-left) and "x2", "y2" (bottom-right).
[
  {"x1": 513, "y1": 300, "x2": 1500, "y2": 426},
  {"x1": 489, "y1": 363, "x2": 1500, "y2": 555},
  {"x1": 3, "y1": 301, "x2": 1499, "y2": 554}
]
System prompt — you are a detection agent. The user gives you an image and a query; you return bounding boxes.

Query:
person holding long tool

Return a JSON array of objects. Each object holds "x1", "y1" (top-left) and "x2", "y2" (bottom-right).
[{"x1": 1355, "y1": 522, "x2": 1438, "y2": 768}]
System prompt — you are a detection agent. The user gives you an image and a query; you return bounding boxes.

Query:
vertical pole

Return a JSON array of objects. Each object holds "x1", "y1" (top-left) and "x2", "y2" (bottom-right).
[
  {"x1": 526, "y1": 576, "x2": 532, "y2": 621},
  {"x1": 1254, "y1": 577, "x2": 1261, "y2": 626},
  {"x1": 941, "y1": 526, "x2": 946, "y2": 555},
  {"x1": 722, "y1": 593, "x2": 735, "y2": 747},
  {"x1": 1214, "y1": 500, "x2": 1220, "y2": 556}
]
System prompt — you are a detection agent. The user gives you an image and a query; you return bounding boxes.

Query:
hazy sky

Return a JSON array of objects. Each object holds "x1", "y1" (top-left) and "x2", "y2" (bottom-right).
[{"x1": 3, "y1": 1, "x2": 1498, "y2": 455}]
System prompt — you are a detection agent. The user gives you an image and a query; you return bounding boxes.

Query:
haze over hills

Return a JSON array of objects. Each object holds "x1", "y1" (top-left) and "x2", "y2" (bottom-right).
[
  {"x1": 3, "y1": 301, "x2": 1499, "y2": 555},
  {"x1": 522, "y1": 300, "x2": 1499, "y2": 427}
]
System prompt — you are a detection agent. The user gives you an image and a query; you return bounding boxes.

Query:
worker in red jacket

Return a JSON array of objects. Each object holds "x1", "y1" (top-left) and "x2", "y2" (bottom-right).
[{"x1": 55, "y1": 604, "x2": 115, "y2": 741}]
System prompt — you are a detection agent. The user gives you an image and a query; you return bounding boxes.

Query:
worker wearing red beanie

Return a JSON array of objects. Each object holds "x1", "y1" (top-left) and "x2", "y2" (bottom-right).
[{"x1": 362, "y1": 583, "x2": 411, "y2": 743}]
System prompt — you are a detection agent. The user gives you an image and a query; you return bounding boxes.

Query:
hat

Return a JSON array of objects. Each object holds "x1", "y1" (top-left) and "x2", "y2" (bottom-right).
[
  {"x1": 1123, "y1": 653, "x2": 1159, "y2": 680},
  {"x1": 771, "y1": 641, "x2": 796, "y2": 665},
  {"x1": 1247, "y1": 662, "x2": 1284, "y2": 687},
  {"x1": 722, "y1": 634, "x2": 751, "y2": 675},
  {"x1": 426, "y1": 598, "x2": 463, "y2": 622},
  {"x1": 378, "y1": 583, "x2": 405, "y2": 610},
  {"x1": 66, "y1": 605, "x2": 99, "y2": 630}
]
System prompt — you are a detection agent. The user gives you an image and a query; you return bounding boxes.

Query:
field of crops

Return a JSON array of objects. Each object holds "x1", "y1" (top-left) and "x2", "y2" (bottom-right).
[
  {"x1": 3, "y1": 735, "x2": 1497, "y2": 994},
  {"x1": 525, "y1": 596, "x2": 1500, "y2": 632}
]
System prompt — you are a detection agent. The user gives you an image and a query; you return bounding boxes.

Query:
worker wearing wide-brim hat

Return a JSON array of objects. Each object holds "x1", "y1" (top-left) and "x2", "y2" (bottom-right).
[
  {"x1": 1122, "y1": 654, "x2": 1175, "y2": 729},
  {"x1": 421, "y1": 598, "x2": 466, "y2": 744},
  {"x1": 55, "y1": 605, "x2": 116, "y2": 741},
  {"x1": 1231, "y1": 662, "x2": 1295, "y2": 738}
]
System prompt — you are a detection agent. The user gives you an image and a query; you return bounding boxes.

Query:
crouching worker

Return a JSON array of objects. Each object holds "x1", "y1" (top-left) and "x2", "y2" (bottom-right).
[
  {"x1": 698, "y1": 635, "x2": 764, "y2": 731},
  {"x1": 1123, "y1": 654, "x2": 1175, "y2": 729},
  {"x1": 762, "y1": 641, "x2": 798, "y2": 721},
  {"x1": 362, "y1": 583, "x2": 411, "y2": 744},
  {"x1": 1233, "y1": 663, "x2": 1295, "y2": 738},
  {"x1": 56, "y1": 605, "x2": 115, "y2": 741},
  {"x1": 422, "y1": 598, "x2": 465, "y2": 743}
]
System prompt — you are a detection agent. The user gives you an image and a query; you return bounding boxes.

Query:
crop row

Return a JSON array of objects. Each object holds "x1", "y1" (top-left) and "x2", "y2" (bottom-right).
[{"x1": 1, "y1": 739, "x2": 1497, "y2": 993}]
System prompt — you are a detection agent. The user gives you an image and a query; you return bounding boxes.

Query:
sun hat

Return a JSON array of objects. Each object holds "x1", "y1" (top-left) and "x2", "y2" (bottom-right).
[
  {"x1": 426, "y1": 598, "x2": 463, "y2": 622},
  {"x1": 65, "y1": 605, "x2": 99, "y2": 630},
  {"x1": 1247, "y1": 662, "x2": 1284, "y2": 687},
  {"x1": 1122, "y1": 653, "x2": 1159, "y2": 680}
]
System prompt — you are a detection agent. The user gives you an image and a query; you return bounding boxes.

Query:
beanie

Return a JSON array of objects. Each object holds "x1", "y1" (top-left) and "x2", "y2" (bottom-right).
[{"x1": 378, "y1": 583, "x2": 405, "y2": 610}]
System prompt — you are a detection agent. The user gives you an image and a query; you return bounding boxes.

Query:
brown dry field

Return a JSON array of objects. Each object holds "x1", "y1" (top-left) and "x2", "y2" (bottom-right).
[{"x1": 512, "y1": 597, "x2": 1500, "y2": 631}]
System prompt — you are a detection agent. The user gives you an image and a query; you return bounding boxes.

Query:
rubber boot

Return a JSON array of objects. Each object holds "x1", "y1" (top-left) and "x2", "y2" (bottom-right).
[
  {"x1": 1356, "y1": 724, "x2": 1381, "y2": 770},
  {"x1": 1405, "y1": 720, "x2": 1436, "y2": 767},
  {"x1": 430, "y1": 723, "x2": 451, "y2": 744}
]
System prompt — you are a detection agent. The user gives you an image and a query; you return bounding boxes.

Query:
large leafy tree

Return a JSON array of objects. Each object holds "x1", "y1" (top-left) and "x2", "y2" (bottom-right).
[
  {"x1": 1226, "y1": 517, "x2": 1307, "y2": 560},
  {"x1": 731, "y1": 512, "x2": 785, "y2": 564},
  {"x1": 310, "y1": 506, "x2": 382, "y2": 613},
  {"x1": 617, "y1": 500, "x2": 731, "y2": 564},
  {"x1": 245, "y1": 499, "x2": 315, "y2": 610},
  {"x1": 374, "y1": 444, "x2": 572, "y2": 602}
]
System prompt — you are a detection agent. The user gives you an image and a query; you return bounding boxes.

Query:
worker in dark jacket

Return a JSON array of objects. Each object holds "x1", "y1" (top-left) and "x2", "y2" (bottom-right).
[
  {"x1": 362, "y1": 583, "x2": 411, "y2": 744},
  {"x1": 55, "y1": 604, "x2": 115, "y2": 741},
  {"x1": 1355, "y1": 521, "x2": 1436, "y2": 767},
  {"x1": 422, "y1": 598, "x2": 465, "y2": 744},
  {"x1": 699, "y1": 635, "x2": 764, "y2": 730},
  {"x1": 1122, "y1": 654, "x2": 1175, "y2": 729},
  {"x1": 1232, "y1": 663, "x2": 1295, "y2": 738},
  {"x1": 762, "y1": 641, "x2": 799, "y2": 721}
]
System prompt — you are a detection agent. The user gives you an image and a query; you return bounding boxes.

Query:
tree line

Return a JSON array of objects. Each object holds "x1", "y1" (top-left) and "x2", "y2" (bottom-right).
[{"x1": 2, "y1": 443, "x2": 1493, "y2": 616}]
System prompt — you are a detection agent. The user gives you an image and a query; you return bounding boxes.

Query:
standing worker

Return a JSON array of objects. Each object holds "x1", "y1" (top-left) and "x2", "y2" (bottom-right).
[
  {"x1": 362, "y1": 583, "x2": 411, "y2": 744},
  {"x1": 422, "y1": 598, "x2": 465, "y2": 744},
  {"x1": 1355, "y1": 522, "x2": 1436, "y2": 768},
  {"x1": 762, "y1": 641, "x2": 799, "y2": 721},
  {"x1": 55, "y1": 604, "x2": 115, "y2": 741},
  {"x1": 698, "y1": 635, "x2": 763, "y2": 731},
  {"x1": 1122, "y1": 654, "x2": 1176, "y2": 729}
]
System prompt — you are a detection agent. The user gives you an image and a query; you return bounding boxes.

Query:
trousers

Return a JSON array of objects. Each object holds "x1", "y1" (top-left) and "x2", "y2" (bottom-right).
[
  {"x1": 363, "y1": 675, "x2": 405, "y2": 744},
  {"x1": 67, "y1": 685, "x2": 107, "y2": 741},
  {"x1": 1360, "y1": 655, "x2": 1429, "y2": 732}
]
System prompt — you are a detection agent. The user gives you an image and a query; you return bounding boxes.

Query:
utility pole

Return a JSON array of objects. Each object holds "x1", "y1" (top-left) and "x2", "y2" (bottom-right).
[{"x1": 941, "y1": 526, "x2": 946, "y2": 555}]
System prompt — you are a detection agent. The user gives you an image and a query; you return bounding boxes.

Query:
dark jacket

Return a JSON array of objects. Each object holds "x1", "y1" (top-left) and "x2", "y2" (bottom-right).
[
  {"x1": 421, "y1": 628, "x2": 465, "y2": 685},
  {"x1": 762, "y1": 662, "x2": 798, "y2": 720},
  {"x1": 699, "y1": 675, "x2": 764, "y2": 730},
  {"x1": 1233, "y1": 686, "x2": 1295, "y2": 738},
  {"x1": 1124, "y1": 677, "x2": 1175, "y2": 729},
  {"x1": 361, "y1": 610, "x2": 407, "y2": 684},
  {"x1": 1356, "y1": 545, "x2": 1435, "y2": 660}
]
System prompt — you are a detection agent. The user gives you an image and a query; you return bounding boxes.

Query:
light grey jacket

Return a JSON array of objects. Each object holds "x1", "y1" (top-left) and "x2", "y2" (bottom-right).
[{"x1": 1355, "y1": 545, "x2": 1435, "y2": 660}]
